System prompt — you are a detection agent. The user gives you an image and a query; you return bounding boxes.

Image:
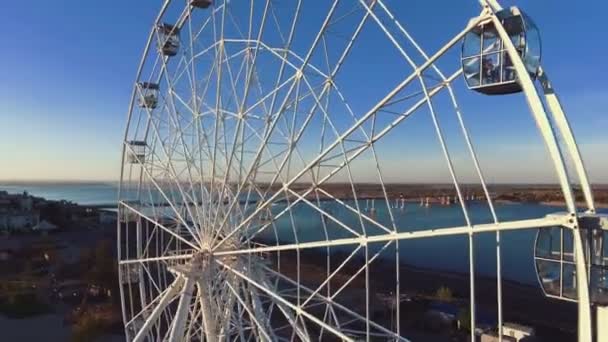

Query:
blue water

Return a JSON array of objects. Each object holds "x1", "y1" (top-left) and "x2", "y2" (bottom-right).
[
  {"x1": 2, "y1": 182, "x2": 602, "y2": 286},
  {"x1": 0, "y1": 182, "x2": 121, "y2": 205},
  {"x1": 256, "y1": 200, "x2": 568, "y2": 286}
]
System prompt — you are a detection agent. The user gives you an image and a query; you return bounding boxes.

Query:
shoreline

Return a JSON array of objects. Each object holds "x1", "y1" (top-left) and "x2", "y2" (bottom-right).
[
  {"x1": 2, "y1": 183, "x2": 608, "y2": 209},
  {"x1": 538, "y1": 200, "x2": 608, "y2": 209},
  {"x1": 270, "y1": 245, "x2": 576, "y2": 339},
  {"x1": 37, "y1": 198, "x2": 608, "y2": 211},
  {"x1": 495, "y1": 199, "x2": 608, "y2": 209}
]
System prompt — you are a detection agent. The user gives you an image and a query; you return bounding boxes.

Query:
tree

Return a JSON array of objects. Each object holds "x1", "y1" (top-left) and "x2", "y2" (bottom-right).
[
  {"x1": 86, "y1": 240, "x2": 117, "y2": 291},
  {"x1": 22, "y1": 260, "x2": 33, "y2": 276},
  {"x1": 40, "y1": 202, "x2": 69, "y2": 227},
  {"x1": 78, "y1": 247, "x2": 94, "y2": 274},
  {"x1": 71, "y1": 312, "x2": 103, "y2": 342},
  {"x1": 457, "y1": 307, "x2": 471, "y2": 333},
  {"x1": 435, "y1": 286, "x2": 453, "y2": 302}
]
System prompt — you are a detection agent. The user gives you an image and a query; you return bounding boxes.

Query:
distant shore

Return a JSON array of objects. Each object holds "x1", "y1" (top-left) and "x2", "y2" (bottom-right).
[
  {"x1": 2, "y1": 182, "x2": 607, "y2": 211},
  {"x1": 538, "y1": 200, "x2": 608, "y2": 209},
  {"x1": 494, "y1": 199, "x2": 608, "y2": 209}
]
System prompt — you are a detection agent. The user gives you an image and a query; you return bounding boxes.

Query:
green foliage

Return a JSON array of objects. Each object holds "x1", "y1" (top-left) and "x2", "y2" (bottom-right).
[
  {"x1": 40, "y1": 202, "x2": 70, "y2": 227},
  {"x1": 23, "y1": 260, "x2": 33, "y2": 274},
  {"x1": 457, "y1": 307, "x2": 471, "y2": 333},
  {"x1": 70, "y1": 304, "x2": 121, "y2": 342},
  {"x1": 78, "y1": 239, "x2": 117, "y2": 295},
  {"x1": 435, "y1": 286, "x2": 453, "y2": 302},
  {"x1": 0, "y1": 293, "x2": 52, "y2": 318},
  {"x1": 71, "y1": 312, "x2": 104, "y2": 342}
]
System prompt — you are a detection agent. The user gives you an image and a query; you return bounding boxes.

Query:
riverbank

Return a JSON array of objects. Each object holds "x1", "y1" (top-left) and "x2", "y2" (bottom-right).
[
  {"x1": 261, "y1": 243, "x2": 576, "y2": 341},
  {"x1": 0, "y1": 220, "x2": 573, "y2": 341},
  {"x1": 539, "y1": 200, "x2": 608, "y2": 209}
]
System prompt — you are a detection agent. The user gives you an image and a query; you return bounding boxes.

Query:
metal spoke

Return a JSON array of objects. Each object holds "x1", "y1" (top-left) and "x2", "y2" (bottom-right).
[
  {"x1": 216, "y1": 215, "x2": 567, "y2": 257},
  {"x1": 119, "y1": 2, "x2": 595, "y2": 341}
]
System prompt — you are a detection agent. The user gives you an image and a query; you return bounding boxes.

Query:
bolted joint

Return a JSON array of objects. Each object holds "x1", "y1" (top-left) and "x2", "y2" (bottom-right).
[{"x1": 295, "y1": 69, "x2": 303, "y2": 80}]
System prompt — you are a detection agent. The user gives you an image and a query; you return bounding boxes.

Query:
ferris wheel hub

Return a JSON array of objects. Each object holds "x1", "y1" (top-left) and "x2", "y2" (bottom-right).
[{"x1": 119, "y1": 0, "x2": 599, "y2": 340}]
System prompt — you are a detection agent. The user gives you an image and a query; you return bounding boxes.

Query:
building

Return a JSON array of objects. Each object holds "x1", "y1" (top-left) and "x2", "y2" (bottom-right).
[
  {"x1": 0, "y1": 211, "x2": 39, "y2": 231},
  {"x1": 10, "y1": 213, "x2": 36, "y2": 229},
  {"x1": 481, "y1": 333, "x2": 517, "y2": 342},
  {"x1": 0, "y1": 191, "x2": 34, "y2": 210},
  {"x1": 32, "y1": 220, "x2": 58, "y2": 233},
  {"x1": 56, "y1": 280, "x2": 86, "y2": 302},
  {"x1": 99, "y1": 210, "x2": 117, "y2": 225},
  {"x1": 0, "y1": 238, "x2": 20, "y2": 261},
  {"x1": 502, "y1": 322, "x2": 535, "y2": 341},
  {"x1": 0, "y1": 214, "x2": 7, "y2": 230},
  {"x1": 0, "y1": 191, "x2": 40, "y2": 231},
  {"x1": 19, "y1": 196, "x2": 33, "y2": 211}
]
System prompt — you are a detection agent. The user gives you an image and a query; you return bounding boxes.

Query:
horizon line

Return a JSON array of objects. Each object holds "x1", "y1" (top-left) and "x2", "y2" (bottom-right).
[{"x1": 1, "y1": 179, "x2": 607, "y2": 187}]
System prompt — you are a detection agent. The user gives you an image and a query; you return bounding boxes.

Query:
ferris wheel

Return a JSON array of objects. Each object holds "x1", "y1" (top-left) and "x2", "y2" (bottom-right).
[{"x1": 118, "y1": 0, "x2": 606, "y2": 341}]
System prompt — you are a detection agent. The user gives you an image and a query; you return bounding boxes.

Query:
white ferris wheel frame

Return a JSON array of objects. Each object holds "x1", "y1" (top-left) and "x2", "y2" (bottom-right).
[{"x1": 117, "y1": 0, "x2": 598, "y2": 341}]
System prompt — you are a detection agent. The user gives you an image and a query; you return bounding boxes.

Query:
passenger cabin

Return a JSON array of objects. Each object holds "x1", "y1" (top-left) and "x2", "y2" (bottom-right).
[
  {"x1": 126, "y1": 140, "x2": 147, "y2": 164},
  {"x1": 534, "y1": 214, "x2": 608, "y2": 305},
  {"x1": 461, "y1": 7, "x2": 541, "y2": 95},
  {"x1": 137, "y1": 82, "x2": 159, "y2": 109},
  {"x1": 157, "y1": 23, "x2": 180, "y2": 57},
  {"x1": 191, "y1": 0, "x2": 212, "y2": 8}
]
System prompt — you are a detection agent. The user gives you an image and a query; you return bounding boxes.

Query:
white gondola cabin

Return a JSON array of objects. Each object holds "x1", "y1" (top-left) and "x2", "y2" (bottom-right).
[
  {"x1": 137, "y1": 82, "x2": 159, "y2": 109},
  {"x1": 534, "y1": 214, "x2": 608, "y2": 305},
  {"x1": 127, "y1": 140, "x2": 147, "y2": 164},
  {"x1": 157, "y1": 23, "x2": 180, "y2": 57},
  {"x1": 461, "y1": 7, "x2": 541, "y2": 95}
]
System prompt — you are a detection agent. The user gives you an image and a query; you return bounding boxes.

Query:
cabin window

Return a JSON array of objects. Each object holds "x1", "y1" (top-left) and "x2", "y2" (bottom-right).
[
  {"x1": 137, "y1": 82, "x2": 159, "y2": 109},
  {"x1": 127, "y1": 141, "x2": 147, "y2": 164},
  {"x1": 157, "y1": 23, "x2": 180, "y2": 57},
  {"x1": 461, "y1": 7, "x2": 541, "y2": 95}
]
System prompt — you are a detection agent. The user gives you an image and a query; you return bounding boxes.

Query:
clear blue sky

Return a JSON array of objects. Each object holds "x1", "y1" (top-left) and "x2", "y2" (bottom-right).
[{"x1": 0, "y1": 1, "x2": 605, "y2": 183}]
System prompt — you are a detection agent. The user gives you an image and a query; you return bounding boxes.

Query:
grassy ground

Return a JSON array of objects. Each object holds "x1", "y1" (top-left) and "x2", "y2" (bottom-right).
[{"x1": 0, "y1": 293, "x2": 53, "y2": 319}]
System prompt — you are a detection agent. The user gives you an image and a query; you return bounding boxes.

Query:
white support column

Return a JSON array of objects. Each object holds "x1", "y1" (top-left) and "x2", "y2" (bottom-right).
[
  {"x1": 169, "y1": 276, "x2": 196, "y2": 342},
  {"x1": 485, "y1": 4, "x2": 593, "y2": 341},
  {"x1": 218, "y1": 275, "x2": 238, "y2": 340},
  {"x1": 216, "y1": 259, "x2": 355, "y2": 342},
  {"x1": 538, "y1": 69, "x2": 596, "y2": 214},
  {"x1": 598, "y1": 306, "x2": 608, "y2": 342},
  {"x1": 197, "y1": 280, "x2": 219, "y2": 342},
  {"x1": 136, "y1": 220, "x2": 147, "y2": 314},
  {"x1": 133, "y1": 276, "x2": 185, "y2": 342}
]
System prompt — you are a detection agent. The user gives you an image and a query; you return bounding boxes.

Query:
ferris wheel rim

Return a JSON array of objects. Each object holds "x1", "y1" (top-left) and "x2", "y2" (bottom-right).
[{"x1": 117, "y1": 1, "x2": 598, "y2": 341}]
